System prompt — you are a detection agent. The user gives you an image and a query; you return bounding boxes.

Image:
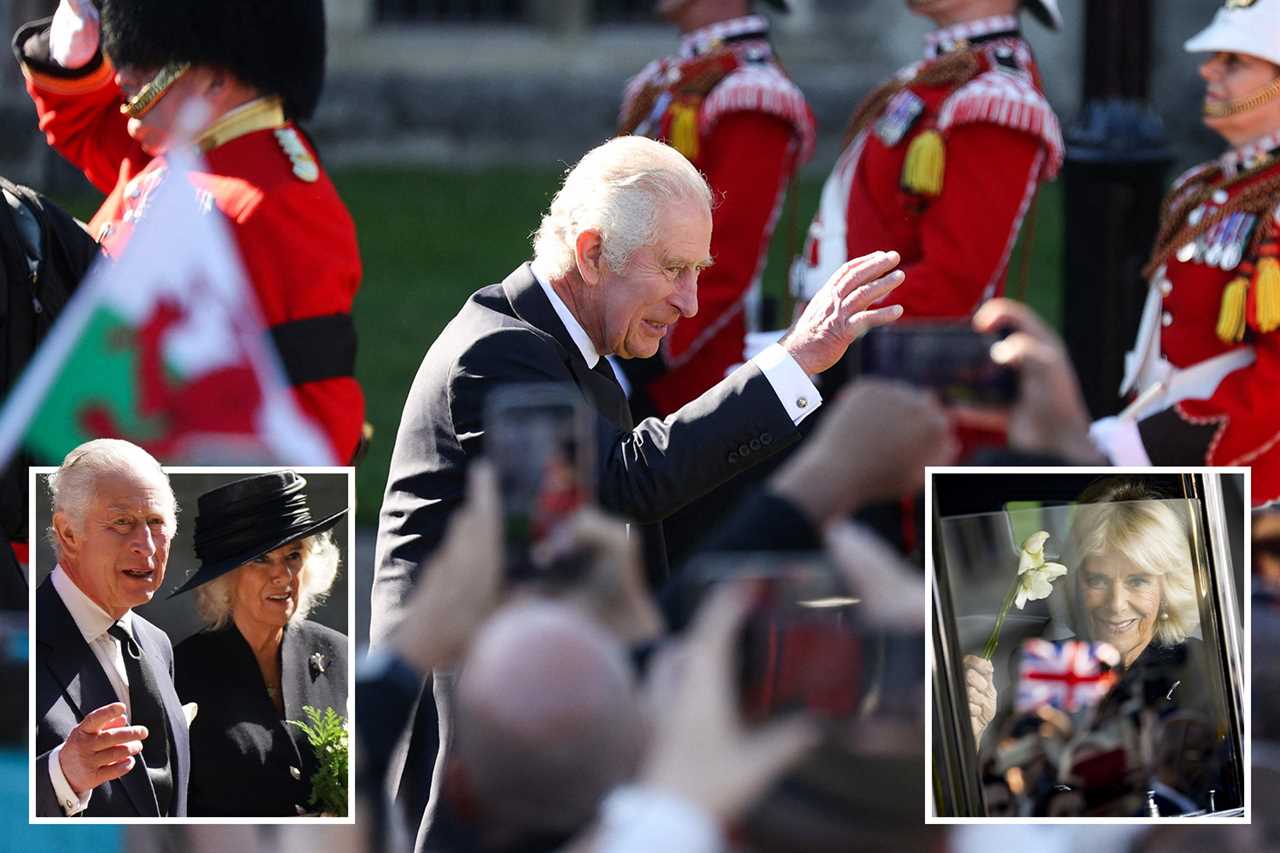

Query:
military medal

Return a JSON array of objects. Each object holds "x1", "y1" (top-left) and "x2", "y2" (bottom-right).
[
  {"x1": 876, "y1": 89, "x2": 925, "y2": 147},
  {"x1": 1220, "y1": 213, "x2": 1257, "y2": 271},
  {"x1": 1204, "y1": 214, "x2": 1232, "y2": 267}
]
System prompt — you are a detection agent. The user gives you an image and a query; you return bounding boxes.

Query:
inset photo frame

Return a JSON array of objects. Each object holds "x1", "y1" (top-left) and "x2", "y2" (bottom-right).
[
  {"x1": 926, "y1": 468, "x2": 1248, "y2": 824},
  {"x1": 28, "y1": 454, "x2": 355, "y2": 825}
]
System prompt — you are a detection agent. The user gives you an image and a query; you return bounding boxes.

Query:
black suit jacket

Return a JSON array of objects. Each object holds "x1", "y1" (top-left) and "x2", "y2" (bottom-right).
[
  {"x1": 372, "y1": 263, "x2": 799, "y2": 641},
  {"x1": 174, "y1": 620, "x2": 348, "y2": 817},
  {"x1": 35, "y1": 578, "x2": 190, "y2": 817},
  {"x1": 372, "y1": 264, "x2": 801, "y2": 842}
]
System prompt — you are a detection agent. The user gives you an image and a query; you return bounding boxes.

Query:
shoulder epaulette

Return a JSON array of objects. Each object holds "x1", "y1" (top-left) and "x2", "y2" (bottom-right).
[
  {"x1": 700, "y1": 63, "x2": 816, "y2": 165},
  {"x1": 617, "y1": 51, "x2": 739, "y2": 138},
  {"x1": 935, "y1": 43, "x2": 1063, "y2": 180}
]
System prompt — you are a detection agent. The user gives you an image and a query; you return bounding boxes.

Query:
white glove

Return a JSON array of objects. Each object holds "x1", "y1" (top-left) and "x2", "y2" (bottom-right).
[
  {"x1": 50, "y1": 0, "x2": 101, "y2": 70},
  {"x1": 1089, "y1": 416, "x2": 1152, "y2": 466}
]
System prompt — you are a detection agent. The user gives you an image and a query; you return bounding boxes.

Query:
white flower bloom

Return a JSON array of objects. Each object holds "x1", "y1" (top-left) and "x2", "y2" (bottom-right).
[{"x1": 1014, "y1": 529, "x2": 1067, "y2": 609}]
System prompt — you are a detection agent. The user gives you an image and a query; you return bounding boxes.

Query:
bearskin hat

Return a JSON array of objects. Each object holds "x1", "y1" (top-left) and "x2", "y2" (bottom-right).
[{"x1": 100, "y1": 0, "x2": 327, "y2": 120}]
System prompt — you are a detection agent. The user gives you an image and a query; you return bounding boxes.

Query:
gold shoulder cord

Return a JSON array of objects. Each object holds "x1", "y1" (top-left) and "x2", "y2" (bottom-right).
[{"x1": 1144, "y1": 158, "x2": 1280, "y2": 279}]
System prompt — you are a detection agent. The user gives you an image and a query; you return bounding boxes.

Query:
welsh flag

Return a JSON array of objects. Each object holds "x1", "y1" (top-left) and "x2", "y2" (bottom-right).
[{"x1": 0, "y1": 144, "x2": 335, "y2": 467}]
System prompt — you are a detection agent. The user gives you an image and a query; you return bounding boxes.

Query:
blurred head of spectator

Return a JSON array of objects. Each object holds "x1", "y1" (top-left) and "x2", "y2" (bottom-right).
[{"x1": 448, "y1": 600, "x2": 644, "y2": 847}]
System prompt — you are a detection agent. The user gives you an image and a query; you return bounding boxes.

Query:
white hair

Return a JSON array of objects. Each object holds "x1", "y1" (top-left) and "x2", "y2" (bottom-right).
[
  {"x1": 1069, "y1": 498, "x2": 1200, "y2": 647},
  {"x1": 531, "y1": 136, "x2": 712, "y2": 279},
  {"x1": 46, "y1": 438, "x2": 176, "y2": 556},
  {"x1": 192, "y1": 530, "x2": 341, "y2": 630}
]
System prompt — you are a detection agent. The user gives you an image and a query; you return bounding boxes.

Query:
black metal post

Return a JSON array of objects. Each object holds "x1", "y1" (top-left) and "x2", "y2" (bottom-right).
[{"x1": 1062, "y1": 0, "x2": 1172, "y2": 418}]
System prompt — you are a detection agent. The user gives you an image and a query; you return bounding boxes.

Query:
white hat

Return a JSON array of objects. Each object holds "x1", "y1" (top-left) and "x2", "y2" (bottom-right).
[
  {"x1": 1186, "y1": 0, "x2": 1280, "y2": 67},
  {"x1": 1024, "y1": 0, "x2": 1062, "y2": 31}
]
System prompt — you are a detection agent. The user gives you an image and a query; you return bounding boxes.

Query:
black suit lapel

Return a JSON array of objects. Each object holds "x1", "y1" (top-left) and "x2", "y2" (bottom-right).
[
  {"x1": 502, "y1": 264, "x2": 634, "y2": 428},
  {"x1": 35, "y1": 581, "x2": 158, "y2": 816}
]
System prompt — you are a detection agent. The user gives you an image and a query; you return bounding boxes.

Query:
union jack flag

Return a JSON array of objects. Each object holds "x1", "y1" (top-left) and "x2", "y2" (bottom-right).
[{"x1": 1016, "y1": 639, "x2": 1119, "y2": 713}]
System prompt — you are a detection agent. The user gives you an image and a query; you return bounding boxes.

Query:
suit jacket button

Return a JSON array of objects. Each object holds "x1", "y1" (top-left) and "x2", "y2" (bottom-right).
[
  {"x1": 728, "y1": 451, "x2": 739, "y2": 463},
  {"x1": 290, "y1": 766, "x2": 302, "y2": 781},
  {"x1": 749, "y1": 438, "x2": 761, "y2": 451},
  {"x1": 761, "y1": 433, "x2": 773, "y2": 445},
  {"x1": 738, "y1": 444, "x2": 750, "y2": 456}
]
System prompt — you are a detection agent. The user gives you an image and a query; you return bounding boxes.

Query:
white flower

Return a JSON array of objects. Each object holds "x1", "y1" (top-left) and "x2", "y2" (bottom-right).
[{"x1": 1014, "y1": 530, "x2": 1067, "y2": 609}]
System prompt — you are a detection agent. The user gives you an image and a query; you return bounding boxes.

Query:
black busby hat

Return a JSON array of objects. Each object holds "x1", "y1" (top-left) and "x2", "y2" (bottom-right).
[
  {"x1": 169, "y1": 471, "x2": 346, "y2": 597},
  {"x1": 100, "y1": 0, "x2": 327, "y2": 120}
]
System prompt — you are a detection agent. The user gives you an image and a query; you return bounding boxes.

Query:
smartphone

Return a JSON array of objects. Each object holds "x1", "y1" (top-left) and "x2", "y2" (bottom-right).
[
  {"x1": 484, "y1": 383, "x2": 596, "y2": 580},
  {"x1": 861, "y1": 322, "x2": 1018, "y2": 406},
  {"x1": 679, "y1": 552, "x2": 869, "y2": 725}
]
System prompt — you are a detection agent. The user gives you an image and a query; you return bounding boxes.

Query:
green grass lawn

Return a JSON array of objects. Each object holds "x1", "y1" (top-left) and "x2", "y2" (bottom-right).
[
  {"x1": 336, "y1": 166, "x2": 1064, "y2": 523},
  {"x1": 50, "y1": 166, "x2": 1064, "y2": 524}
]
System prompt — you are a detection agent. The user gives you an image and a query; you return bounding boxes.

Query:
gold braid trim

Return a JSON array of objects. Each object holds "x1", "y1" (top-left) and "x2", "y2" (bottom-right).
[
  {"x1": 840, "y1": 50, "x2": 981, "y2": 151},
  {"x1": 1143, "y1": 161, "x2": 1280, "y2": 279}
]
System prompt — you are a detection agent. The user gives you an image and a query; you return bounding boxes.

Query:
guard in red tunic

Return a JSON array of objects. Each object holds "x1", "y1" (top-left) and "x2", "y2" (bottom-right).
[
  {"x1": 791, "y1": 1, "x2": 1063, "y2": 327},
  {"x1": 618, "y1": 0, "x2": 815, "y2": 417},
  {"x1": 1101, "y1": 0, "x2": 1280, "y2": 507},
  {"x1": 13, "y1": 0, "x2": 364, "y2": 463}
]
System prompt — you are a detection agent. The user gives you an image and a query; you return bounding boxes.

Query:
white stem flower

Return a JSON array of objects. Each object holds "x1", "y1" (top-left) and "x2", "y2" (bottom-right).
[{"x1": 1014, "y1": 530, "x2": 1067, "y2": 609}]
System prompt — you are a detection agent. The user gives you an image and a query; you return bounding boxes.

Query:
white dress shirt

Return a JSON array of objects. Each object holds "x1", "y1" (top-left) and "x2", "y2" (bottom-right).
[
  {"x1": 48, "y1": 565, "x2": 138, "y2": 816},
  {"x1": 530, "y1": 262, "x2": 822, "y2": 424}
]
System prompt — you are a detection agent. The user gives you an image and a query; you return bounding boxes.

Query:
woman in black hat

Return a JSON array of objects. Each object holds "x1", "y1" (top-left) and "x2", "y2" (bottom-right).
[{"x1": 172, "y1": 471, "x2": 348, "y2": 817}]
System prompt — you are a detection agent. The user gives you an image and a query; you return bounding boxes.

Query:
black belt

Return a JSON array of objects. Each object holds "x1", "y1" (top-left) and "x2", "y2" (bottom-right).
[{"x1": 269, "y1": 313, "x2": 357, "y2": 386}]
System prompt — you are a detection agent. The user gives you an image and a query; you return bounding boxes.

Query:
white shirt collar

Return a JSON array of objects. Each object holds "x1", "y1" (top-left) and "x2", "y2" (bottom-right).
[
  {"x1": 51, "y1": 564, "x2": 133, "y2": 644},
  {"x1": 679, "y1": 14, "x2": 770, "y2": 59},
  {"x1": 530, "y1": 262, "x2": 601, "y2": 368},
  {"x1": 924, "y1": 14, "x2": 1020, "y2": 59}
]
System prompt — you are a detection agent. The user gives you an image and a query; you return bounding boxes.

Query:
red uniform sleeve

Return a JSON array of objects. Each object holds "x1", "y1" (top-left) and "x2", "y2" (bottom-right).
[
  {"x1": 884, "y1": 123, "x2": 1045, "y2": 319},
  {"x1": 22, "y1": 56, "x2": 147, "y2": 196},
  {"x1": 665, "y1": 110, "x2": 795, "y2": 362}
]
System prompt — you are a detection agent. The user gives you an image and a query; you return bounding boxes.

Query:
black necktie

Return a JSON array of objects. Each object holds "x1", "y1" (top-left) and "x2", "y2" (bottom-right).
[
  {"x1": 591, "y1": 357, "x2": 634, "y2": 429},
  {"x1": 107, "y1": 623, "x2": 173, "y2": 816}
]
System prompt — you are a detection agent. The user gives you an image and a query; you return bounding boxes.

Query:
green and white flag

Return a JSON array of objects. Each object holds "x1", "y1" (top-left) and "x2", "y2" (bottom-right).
[{"x1": 0, "y1": 144, "x2": 334, "y2": 467}]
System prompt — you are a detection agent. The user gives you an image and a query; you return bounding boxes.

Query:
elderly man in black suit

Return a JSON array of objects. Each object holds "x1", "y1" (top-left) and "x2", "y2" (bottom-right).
[
  {"x1": 36, "y1": 438, "x2": 189, "y2": 817},
  {"x1": 372, "y1": 135, "x2": 908, "y2": 841}
]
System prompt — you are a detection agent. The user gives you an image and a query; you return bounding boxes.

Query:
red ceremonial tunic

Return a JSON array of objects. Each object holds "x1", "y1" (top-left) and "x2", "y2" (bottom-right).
[
  {"x1": 619, "y1": 14, "x2": 815, "y2": 415},
  {"x1": 1123, "y1": 137, "x2": 1280, "y2": 506},
  {"x1": 791, "y1": 15, "x2": 1062, "y2": 322},
  {"x1": 18, "y1": 38, "x2": 364, "y2": 463}
]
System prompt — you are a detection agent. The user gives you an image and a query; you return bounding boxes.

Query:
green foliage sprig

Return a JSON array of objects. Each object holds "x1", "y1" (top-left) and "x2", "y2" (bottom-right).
[{"x1": 288, "y1": 705, "x2": 349, "y2": 817}]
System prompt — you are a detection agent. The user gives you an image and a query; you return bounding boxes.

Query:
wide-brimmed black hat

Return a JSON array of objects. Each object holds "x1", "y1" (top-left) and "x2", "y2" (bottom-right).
[
  {"x1": 169, "y1": 471, "x2": 346, "y2": 597},
  {"x1": 100, "y1": 0, "x2": 327, "y2": 120}
]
